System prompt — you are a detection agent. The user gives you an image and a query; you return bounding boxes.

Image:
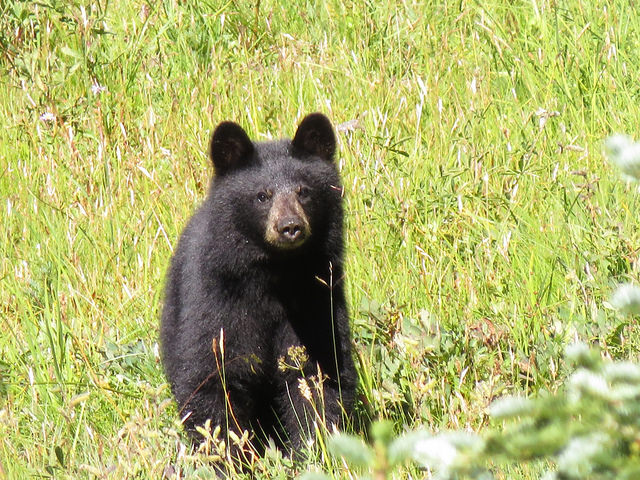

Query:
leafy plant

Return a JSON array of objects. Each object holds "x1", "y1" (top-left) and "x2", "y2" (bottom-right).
[
  {"x1": 5, "y1": 1, "x2": 640, "y2": 478},
  {"x1": 300, "y1": 136, "x2": 640, "y2": 479}
]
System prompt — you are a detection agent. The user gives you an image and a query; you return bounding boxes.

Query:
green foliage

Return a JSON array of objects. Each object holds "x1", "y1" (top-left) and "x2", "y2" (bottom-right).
[
  {"x1": 486, "y1": 344, "x2": 640, "y2": 479},
  {"x1": 3, "y1": 0, "x2": 640, "y2": 478},
  {"x1": 308, "y1": 132, "x2": 640, "y2": 478},
  {"x1": 306, "y1": 344, "x2": 640, "y2": 479}
]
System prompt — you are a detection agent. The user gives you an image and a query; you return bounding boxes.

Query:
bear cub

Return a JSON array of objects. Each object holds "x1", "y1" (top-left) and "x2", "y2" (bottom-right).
[{"x1": 160, "y1": 113, "x2": 356, "y2": 457}]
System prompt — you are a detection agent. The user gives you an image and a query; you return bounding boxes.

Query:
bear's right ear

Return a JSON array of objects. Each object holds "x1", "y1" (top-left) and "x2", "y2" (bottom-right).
[{"x1": 209, "y1": 122, "x2": 255, "y2": 175}]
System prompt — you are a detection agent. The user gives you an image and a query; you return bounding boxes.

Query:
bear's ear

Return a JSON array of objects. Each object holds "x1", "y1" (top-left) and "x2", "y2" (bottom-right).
[
  {"x1": 291, "y1": 113, "x2": 336, "y2": 162},
  {"x1": 209, "y1": 121, "x2": 255, "y2": 175}
]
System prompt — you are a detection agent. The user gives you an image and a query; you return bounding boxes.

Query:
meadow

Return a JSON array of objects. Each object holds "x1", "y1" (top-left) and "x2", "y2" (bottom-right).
[{"x1": 2, "y1": 1, "x2": 640, "y2": 478}]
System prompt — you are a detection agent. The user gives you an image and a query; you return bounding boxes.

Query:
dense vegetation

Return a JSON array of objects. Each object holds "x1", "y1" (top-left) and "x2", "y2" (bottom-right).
[{"x1": 2, "y1": 1, "x2": 640, "y2": 478}]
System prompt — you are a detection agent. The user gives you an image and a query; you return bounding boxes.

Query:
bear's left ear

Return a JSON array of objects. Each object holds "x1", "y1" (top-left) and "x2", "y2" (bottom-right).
[
  {"x1": 292, "y1": 113, "x2": 336, "y2": 162},
  {"x1": 209, "y1": 121, "x2": 255, "y2": 175}
]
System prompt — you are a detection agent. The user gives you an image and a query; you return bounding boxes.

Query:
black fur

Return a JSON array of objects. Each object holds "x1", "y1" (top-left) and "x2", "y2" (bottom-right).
[{"x1": 160, "y1": 113, "x2": 356, "y2": 458}]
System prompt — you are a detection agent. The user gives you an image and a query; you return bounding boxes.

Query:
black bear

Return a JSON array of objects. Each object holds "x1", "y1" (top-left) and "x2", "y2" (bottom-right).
[{"x1": 160, "y1": 113, "x2": 356, "y2": 458}]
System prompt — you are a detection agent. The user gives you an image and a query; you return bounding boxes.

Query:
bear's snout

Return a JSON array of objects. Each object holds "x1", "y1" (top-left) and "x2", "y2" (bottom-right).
[
  {"x1": 278, "y1": 217, "x2": 304, "y2": 241},
  {"x1": 265, "y1": 192, "x2": 311, "y2": 249}
]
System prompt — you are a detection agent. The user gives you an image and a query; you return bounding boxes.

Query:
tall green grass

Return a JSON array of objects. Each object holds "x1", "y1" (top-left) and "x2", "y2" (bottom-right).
[{"x1": 2, "y1": 1, "x2": 640, "y2": 478}]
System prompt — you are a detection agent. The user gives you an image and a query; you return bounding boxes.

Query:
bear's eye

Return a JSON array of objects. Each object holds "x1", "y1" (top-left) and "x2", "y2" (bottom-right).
[
  {"x1": 256, "y1": 191, "x2": 269, "y2": 203},
  {"x1": 297, "y1": 185, "x2": 310, "y2": 198}
]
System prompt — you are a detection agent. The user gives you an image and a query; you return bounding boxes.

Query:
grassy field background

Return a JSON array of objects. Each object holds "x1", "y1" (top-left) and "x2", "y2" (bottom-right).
[{"x1": 2, "y1": 0, "x2": 640, "y2": 478}]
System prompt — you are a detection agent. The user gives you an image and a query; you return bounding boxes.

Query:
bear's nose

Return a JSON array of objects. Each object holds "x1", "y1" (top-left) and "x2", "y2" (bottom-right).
[{"x1": 277, "y1": 218, "x2": 303, "y2": 241}]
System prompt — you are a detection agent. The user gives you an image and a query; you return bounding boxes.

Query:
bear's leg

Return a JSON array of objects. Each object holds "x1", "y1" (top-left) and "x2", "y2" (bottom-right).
[
  {"x1": 274, "y1": 376, "x2": 346, "y2": 455},
  {"x1": 180, "y1": 384, "x2": 260, "y2": 461}
]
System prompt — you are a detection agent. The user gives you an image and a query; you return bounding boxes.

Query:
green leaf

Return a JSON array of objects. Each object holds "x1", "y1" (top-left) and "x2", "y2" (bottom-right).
[
  {"x1": 370, "y1": 420, "x2": 394, "y2": 447},
  {"x1": 54, "y1": 445, "x2": 65, "y2": 467},
  {"x1": 329, "y1": 434, "x2": 374, "y2": 467},
  {"x1": 59, "y1": 46, "x2": 83, "y2": 60},
  {"x1": 298, "y1": 473, "x2": 331, "y2": 480}
]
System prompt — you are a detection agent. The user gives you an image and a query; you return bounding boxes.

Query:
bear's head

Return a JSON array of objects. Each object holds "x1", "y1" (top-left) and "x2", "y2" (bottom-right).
[{"x1": 208, "y1": 113, "x2": 342, "y2": 255}]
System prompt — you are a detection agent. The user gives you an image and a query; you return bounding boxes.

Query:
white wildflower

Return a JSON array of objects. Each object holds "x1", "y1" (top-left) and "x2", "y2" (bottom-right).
[
  {"x1": 564, "y1": 342, "x2": 591, "y2": 365},
  {"x1": 40, "y1": 111, "x2": 56, "y2": 122},
  {"x1": 605, "y1": 134, "x2": 632, "y2": 158},
  {"x1": 605, "y1": 134, "x2": 640, "y2": 181},
  {"x1": 567, "y1": 368, "x2": 610, "y2": 400},
  {"x1": 412, "y1": 435, "x2": 458, "y2": 472},
  {"x1": 91, "y1": 81, "x2": 107, "y2": 95},
  {"x1": 440, "y1": 431, "x2": 484, "y2": 451},
  {"x1": 602, "y1": 361, "x2": 640, "y2": 383},
  {"x1": 489, "y1": 396, "x2": 534, "y2": 420},
  {"x1": 607, "y1": 384, "x2": 640, "y2": 401},
  {"x1": 610, "y1": 283, "x2": 640, "y2": 315},
  {"x1": 557, "y1": 433, "x2": 608, "y2": 478},
  {"x1": 411, "y1": 431, "x2": 482, "y2": 475}
]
